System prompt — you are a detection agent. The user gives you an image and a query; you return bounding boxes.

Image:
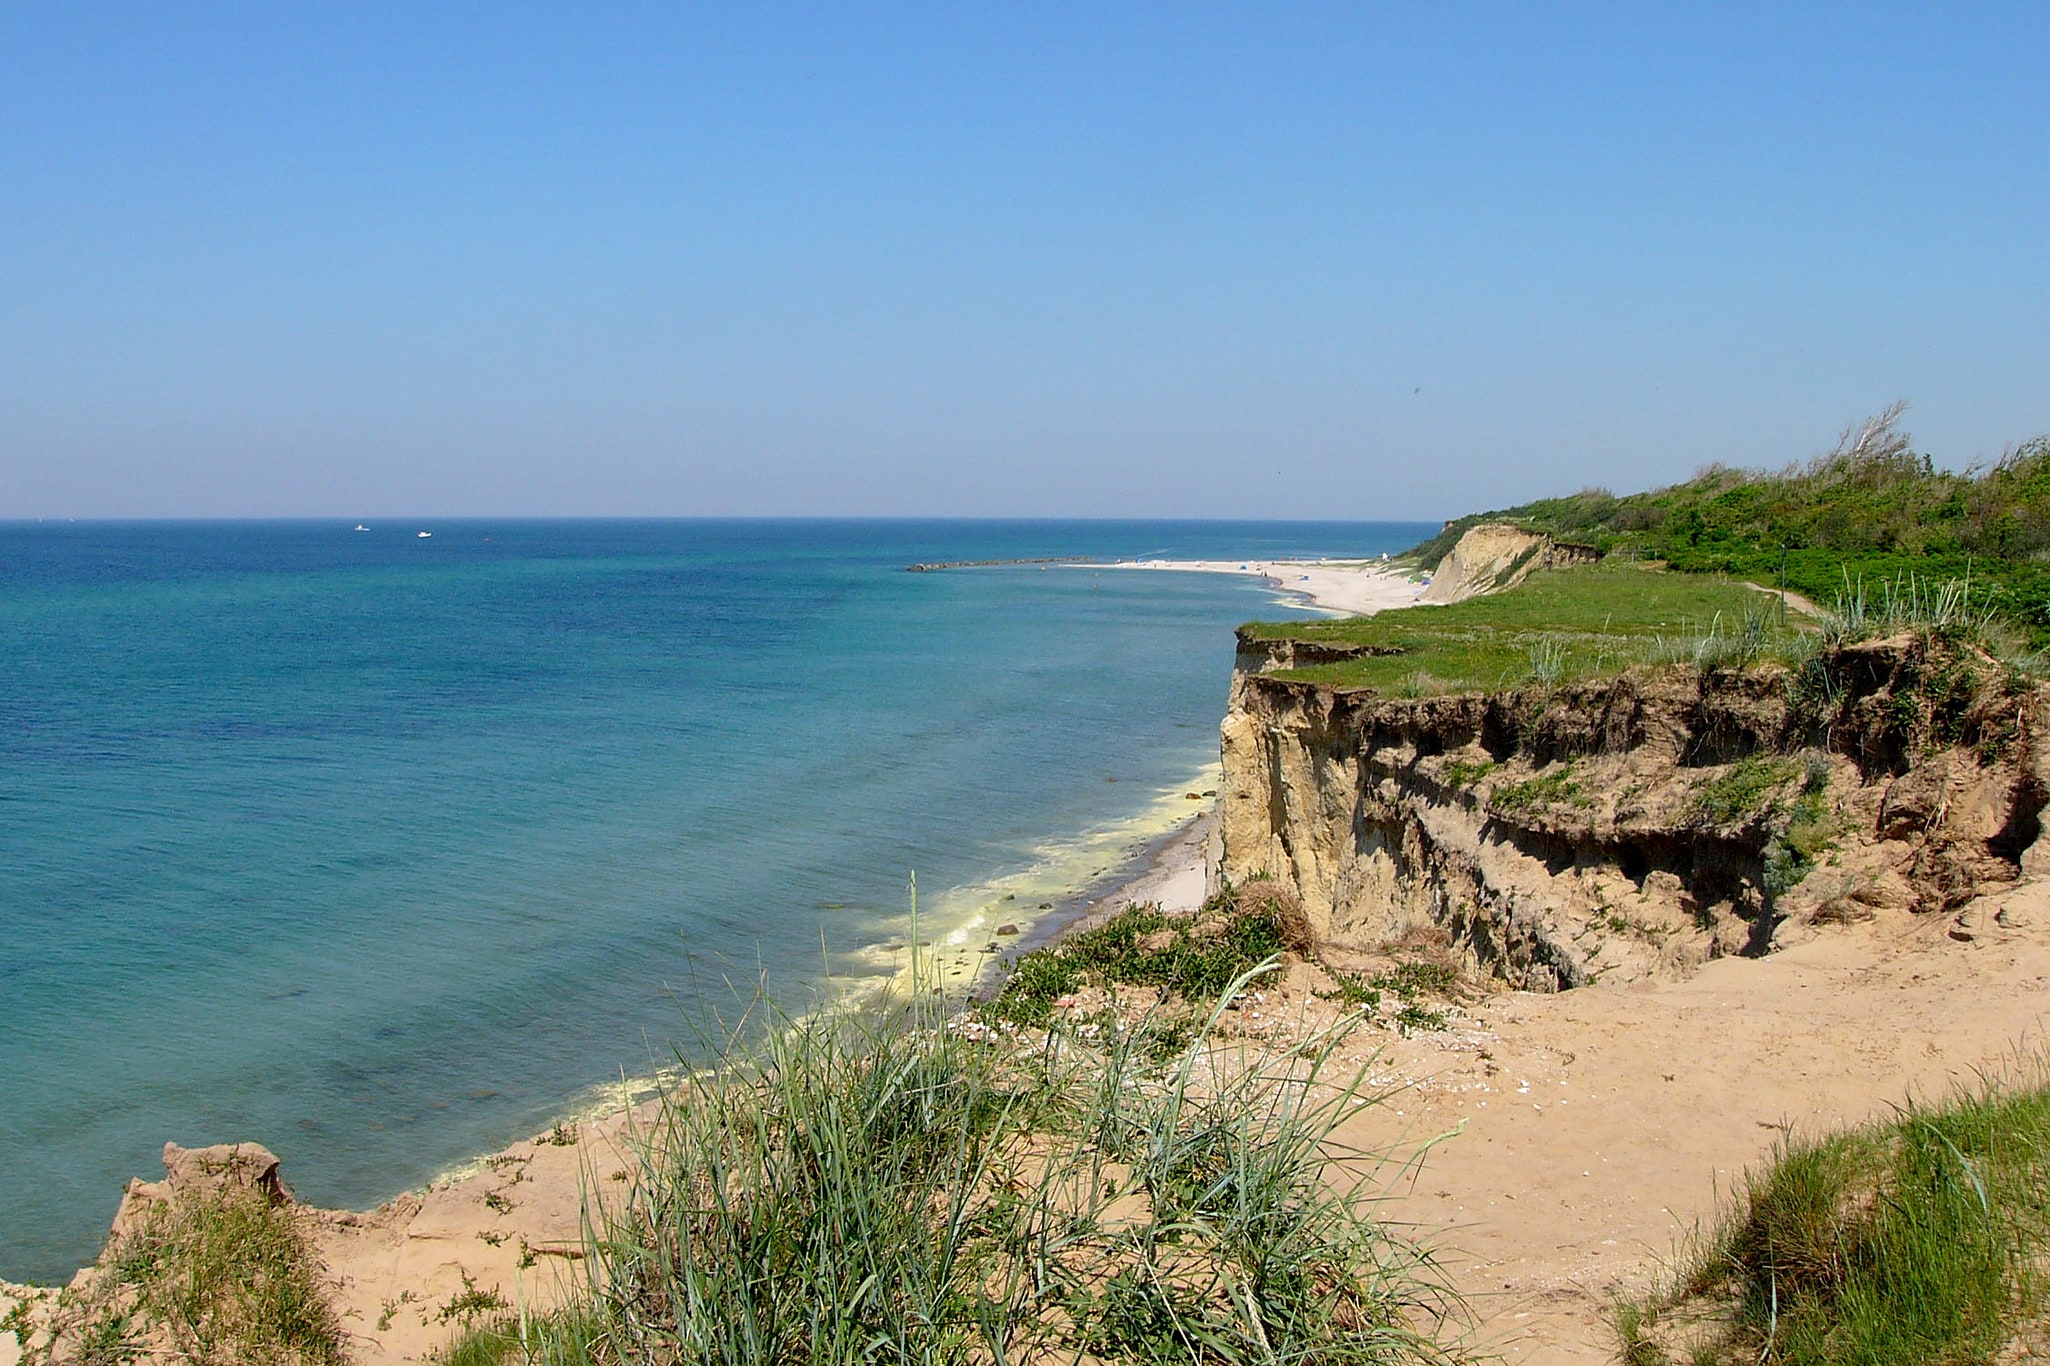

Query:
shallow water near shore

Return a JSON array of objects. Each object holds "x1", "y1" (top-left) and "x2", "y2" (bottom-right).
[{"x1": 0, "y1": 517, "x2": 1426, "y2": 1280}]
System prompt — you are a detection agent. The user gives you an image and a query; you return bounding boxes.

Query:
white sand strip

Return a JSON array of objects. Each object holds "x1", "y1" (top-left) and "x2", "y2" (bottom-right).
[
  {"x1": 1094, "y1": 558, "x2": 1425, "y2": 617},
  {"x1": 1084, "y1": 808, "x2": 1213, "y2": 919}
]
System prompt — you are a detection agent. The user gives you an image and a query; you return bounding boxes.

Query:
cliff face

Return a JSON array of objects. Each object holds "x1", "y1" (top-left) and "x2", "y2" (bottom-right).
[{"x1": 1218, "y1": 633, "x2": 2050, "y2": 990}]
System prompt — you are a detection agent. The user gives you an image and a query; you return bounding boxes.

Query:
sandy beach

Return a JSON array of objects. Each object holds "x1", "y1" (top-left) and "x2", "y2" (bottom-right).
[
  {"x1": 1093, "y1": 558, "x2": 1426, "y2": 616},
  {"x1": 1330, "y1": 894, "x2": 2050, "y2": 1363}
]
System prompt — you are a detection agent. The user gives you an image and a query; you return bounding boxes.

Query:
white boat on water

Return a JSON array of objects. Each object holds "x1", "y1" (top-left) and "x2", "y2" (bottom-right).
[
  {"x1": 417, "y1": 531, "x2": 432, "y2": 538},
  {"x1": 354, "y1": 524, "x2": 370, "y2": 532}
]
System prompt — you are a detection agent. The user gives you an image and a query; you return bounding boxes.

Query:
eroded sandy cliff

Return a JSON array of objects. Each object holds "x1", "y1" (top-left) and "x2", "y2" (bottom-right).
[{"x1": 1218, "y1": 631, "x2": 2050, "y2": 989}]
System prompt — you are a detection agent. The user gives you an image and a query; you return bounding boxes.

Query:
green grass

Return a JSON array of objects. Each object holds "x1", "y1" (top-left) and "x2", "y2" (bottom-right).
[
  {"x1": 1688, "y1": 756, "x2": 1799, "y2": 826},
  {"x1": 1407, "y1": 406, "x2": 2050, "y2": 647},
  {"x1": 1242, "y1": 562, "x2": 1795, "y2": 693},
  {"x1": 1316, "y1": 957, "x2": 1457, "y2": 1033},
  {"x1": 1620, "y1": 1065, "x2": 2050, "y2": 1365},
  {"x1": 436, "y1": 1319, "x2": 528, "y2": 1365},
  {"x1": 1490, "y1": 761, "x2": 1593, "y2": 816},
  {"x1": 1439, "y1": 758, "x2": 1496, "y2": 789},
  {"x1": 444, "y1": 964, "x2": 1469, "y2": 1366},
  {"x1": 978, "y1": 882, "x2": 1307, "y2": 1029},
  {"x1": 28, "y1": 1177, "x2": 346, "y2": 1366}
]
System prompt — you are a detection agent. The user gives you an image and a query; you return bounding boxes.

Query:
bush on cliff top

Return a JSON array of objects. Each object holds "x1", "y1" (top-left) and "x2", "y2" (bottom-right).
[{"x1": 1409, "y1": 405, "x2": 2050, "y2": 647}]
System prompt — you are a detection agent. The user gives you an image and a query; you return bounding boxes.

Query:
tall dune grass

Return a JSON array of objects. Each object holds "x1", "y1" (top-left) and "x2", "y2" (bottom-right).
[
  {"x1": 442, "y1": 954, "x2": 1467, "y2": 1364},
  {"x1": 1618, "y1": 1062, "x2": 2050, "y2": 1365}
]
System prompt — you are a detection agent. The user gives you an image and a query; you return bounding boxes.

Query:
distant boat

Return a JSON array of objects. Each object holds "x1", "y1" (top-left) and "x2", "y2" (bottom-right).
[
  {"x1": 417, "y1": 531, "x2": 432, "y2": 539},
  {"x1": 354, "y1": 524, "x2": 370, "y2": 532}
]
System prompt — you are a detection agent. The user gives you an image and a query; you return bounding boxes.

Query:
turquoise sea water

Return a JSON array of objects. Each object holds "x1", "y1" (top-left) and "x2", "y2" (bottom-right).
[{"x1": 0, "y1": 518, "x2": 1429, "y2": 1281}]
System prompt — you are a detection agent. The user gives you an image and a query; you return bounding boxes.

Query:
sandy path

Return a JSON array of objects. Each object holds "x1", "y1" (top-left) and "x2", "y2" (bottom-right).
[
  {"x1": 1330, "y1": 883, "x2": 2050, "y2": 1363},
  {"x1": 1095, "y1": 558, "x2": 1425, "y2": 616}
]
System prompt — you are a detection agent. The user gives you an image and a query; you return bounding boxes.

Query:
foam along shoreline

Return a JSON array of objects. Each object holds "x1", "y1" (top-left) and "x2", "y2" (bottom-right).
[
  {"x1": 1091, "y1": 558, "x2": 1424, "y2": 617},
  {"x1": 992, "y1": 806, "x2": 1216, "y2": 970},
  {"x1": 844, "y1": 767, "x2": 1225, "y2": 996}
]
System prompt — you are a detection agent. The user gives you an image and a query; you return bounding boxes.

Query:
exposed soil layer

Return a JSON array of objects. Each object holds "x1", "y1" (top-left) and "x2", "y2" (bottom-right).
[{"x1": 1220, "y1": 634, "x2": 2050, "y2": 992}]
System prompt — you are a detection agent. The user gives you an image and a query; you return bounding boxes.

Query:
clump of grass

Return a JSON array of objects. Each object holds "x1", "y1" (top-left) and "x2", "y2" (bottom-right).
[
  {"x1": 1489, "y1": 762, "x2": 1591, "y2": 816},
  {"x1": 1688, "y1": 756, "x2": 1797, "y2": 826},
  {"x1": 1527, "y1": 634, "x2": 1569, "y2": 686},
  {"x1": 1826, "y1": 568, "x2": 1996, "y2": 647},
  {"x1": 436, "y1": 1322, "x2": 520, "y2": 1365},
  {"x1": 470, "y1": 964, "x2": 1467, "y2": 1365},
  {"x1": 1439, "y1": 757, "x2": 1495, "y2": 789},
  {"x1": 1620, "y1": 1064, "x2": 2050, "y2": 1365},
  {"x1": 1391, "y1": 669, "x2": 1450, "y2": 698},
  {"x1": 1681, "y1": 603, "x2": 1774, "y2": 671},
  {"x1": 29, "y1": 1179, "x2": 345, "y2": 1366},
  {"x1": 1318, "y1": 957, "x2": 1457, "y2": 1033},
  {"x1": 1821, "y1": 572, "x2": 2050, "y2": 715},
  {"x1": 980, "y1": 880, "x2": 1310, "y2": 1028}
]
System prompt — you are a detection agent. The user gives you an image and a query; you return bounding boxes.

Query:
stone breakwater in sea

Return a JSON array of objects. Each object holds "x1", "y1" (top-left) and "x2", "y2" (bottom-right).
[{"x1": 1216, "y1": 631, "x2": 2050, "y2": 989}]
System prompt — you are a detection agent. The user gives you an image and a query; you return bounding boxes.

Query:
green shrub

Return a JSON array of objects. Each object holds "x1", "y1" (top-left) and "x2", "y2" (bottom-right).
[
  {"x1": 981, "y1": 884, "x2": 1303, "y2": 1027},
  {"x1": 1622, "y1": 1066, "x2": 2050, "y2": 1365},
  {"x1": 1689, "y1": 756, "x2": 1796, "y2": 826},
  {"x1": 1440, "y1": 758, "x2": 1496, "y2": 789},
  {"x1": 1490, "y1": 763, "x2": 1590, "y2": 816},
  {"x1": 33, "y1": 1179, "x2": 345, "y2": 1366},
  {"x1": 488, "y1": 968, "x2": 1468, "y2": 1365},
  {"x1": 1317, "y1": 957, "x2": 1457, "y2": 1032}
]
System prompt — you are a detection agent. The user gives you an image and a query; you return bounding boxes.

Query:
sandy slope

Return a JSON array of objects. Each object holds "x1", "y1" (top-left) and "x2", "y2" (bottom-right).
[{"x1": 1327, "y1": 883, "x2": 2050, "y2": 1363}]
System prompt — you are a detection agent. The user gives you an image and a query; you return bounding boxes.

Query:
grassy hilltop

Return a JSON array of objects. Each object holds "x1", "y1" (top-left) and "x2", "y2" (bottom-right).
[
  {"x1": 1242, "y1": 561, "x2": 1787, "y2": 693},
  {"x1": 1244, "y1": 407, "x2": 2050, "y2": 697},
  {"x1": 1410, "y1": 404, "x2": 2050, "y2": 646}
]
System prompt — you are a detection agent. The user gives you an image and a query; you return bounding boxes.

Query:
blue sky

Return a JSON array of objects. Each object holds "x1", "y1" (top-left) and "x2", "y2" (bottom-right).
[{"x1": 3, "y1": 4, "x2": 2046, "y2": 518}]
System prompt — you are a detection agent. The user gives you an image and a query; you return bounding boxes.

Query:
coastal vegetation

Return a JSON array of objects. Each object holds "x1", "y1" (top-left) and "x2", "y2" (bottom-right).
[
  {"x1": 1213, "y1": 411, "x2": 2050, "y2": 1361},
  {"x1": 14, "y1": 1170, "x2": 345, "y2": 1366},
  {"x1": 1409, "y1": 405, "x2": 2050, "y2": 646},
  {"x1": 1244, "y1": 411, "x2": 2050, "y2": 698},
  {"x1": 1241, "y1": 561, "x2": 1797, "y2": 693},
  {"x1": 436, "y1": 956, "x2": 1468, "y2": 1365},
  {"x1": 26, "y1": 413, "x2": 2050, "y2": 1365},
  {"x1": 980, "y1": 881, "x2": 1464, "y2": 1041},
  {"x1": 978, "y1": 880, "x2": 1310, "y2": 1028},
  {"x1": 1617, "y1": 1064, "x2": 2050, "y2": 1365}
]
